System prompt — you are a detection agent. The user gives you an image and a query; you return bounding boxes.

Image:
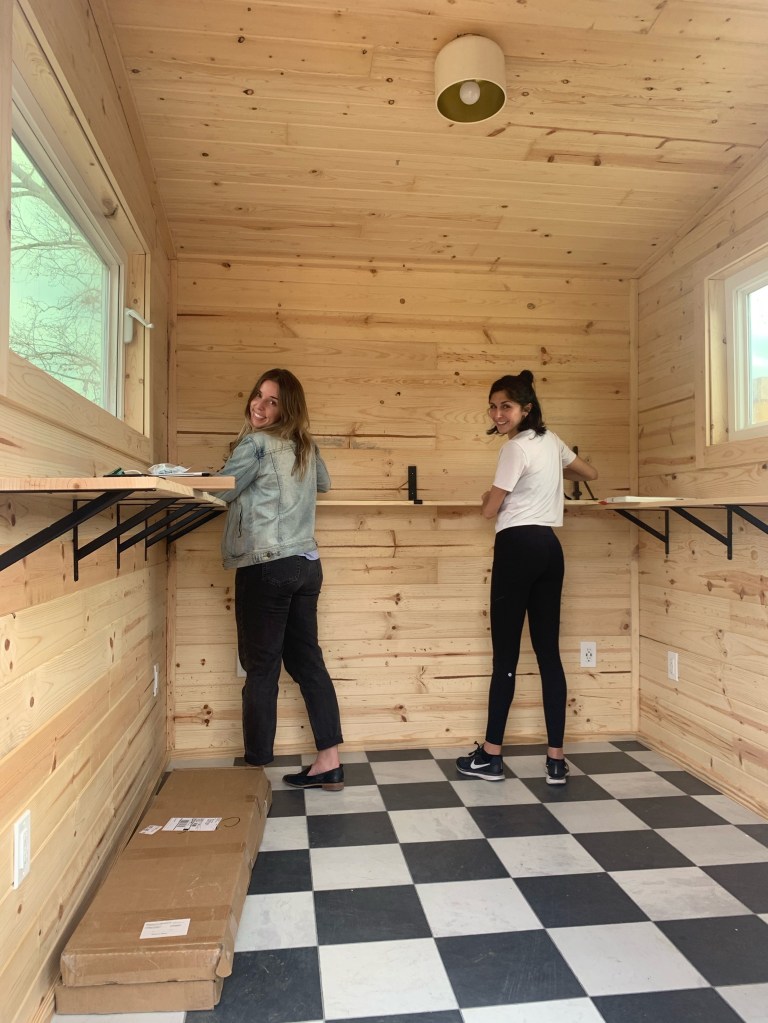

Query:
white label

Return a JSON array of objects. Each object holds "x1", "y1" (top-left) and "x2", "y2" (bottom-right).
[
  {"x1": 140, "y1": 918, "x2": 191, "y2": 940},
  {"x1": 139, "y1": 824, "x2": 162, "y2": 835},
  {"x1": 162, "y1": 816, "x2": 221, "y2": 832}
]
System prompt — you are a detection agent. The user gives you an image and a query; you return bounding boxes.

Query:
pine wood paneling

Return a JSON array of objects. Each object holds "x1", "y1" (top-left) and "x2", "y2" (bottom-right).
[
  {"x1": 1, "y1": 2, "x2": 766, "y2": 1020},
  {"x1": 103, "y1": 0, "x2": 768, "y2": 272},
  {"x1": 18, "y1": 0, "x2": 168, "y2": 252},
  {"x1": 0, "y1": 3, "x2": 173, "y2": 1021},
  {"x1": 173, "y1": 259, "x2": 631, "y2": 756},
  {"x1": 637, "y1": 149, "x2": 768, "y2": 816}
]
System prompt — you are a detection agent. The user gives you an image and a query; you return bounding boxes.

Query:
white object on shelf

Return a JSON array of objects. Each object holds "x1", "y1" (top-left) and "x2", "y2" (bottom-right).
[{"x1": 599, "y1": 496, "x2": 687, "y2": 504}]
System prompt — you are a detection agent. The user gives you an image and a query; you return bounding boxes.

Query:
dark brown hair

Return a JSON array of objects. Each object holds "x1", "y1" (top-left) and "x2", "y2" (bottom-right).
[{"x1": 487, "y1": 369, "x2": 546, "y2": 436}]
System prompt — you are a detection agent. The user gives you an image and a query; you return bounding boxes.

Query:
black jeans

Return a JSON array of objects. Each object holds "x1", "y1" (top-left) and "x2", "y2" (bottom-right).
[
  {"x1": 485, "y1": 525, "x2": 568, "y2": 748},
  {"x1": 235, "y1": 556, "x2": 343, "y2": 765}
]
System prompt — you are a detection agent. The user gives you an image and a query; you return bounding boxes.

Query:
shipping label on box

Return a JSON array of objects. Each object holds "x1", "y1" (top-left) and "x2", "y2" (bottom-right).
[{"x1": 163, "y1": 816, "x2": 222, "y2": 832}]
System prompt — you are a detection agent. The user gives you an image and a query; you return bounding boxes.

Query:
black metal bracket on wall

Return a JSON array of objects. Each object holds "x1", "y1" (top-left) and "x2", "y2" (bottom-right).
[
  {"x1": 615, "y1": 509, "x2": 670, "y2": 557},
  {"x1": 0, "y1": 489, "x2": 133, "y2": 577},
  {"x1": 407, "y1": 465, "x2": 422, "y2": 504},
  {"x1": 0, "y1": 489, "x2": 225, "y2": 580},
  {"x1": 72, "y1": 497, "x2": 179, "y2": 580},
  {"x1": 615, "y1": 504, "x2": 768, "y2": 560},
  {"x1": 672, "y1": 507, "x2": 733, "y2": 560},
  {"x1": 146, "y1": 504, "x2": 225, "y2": 548}
]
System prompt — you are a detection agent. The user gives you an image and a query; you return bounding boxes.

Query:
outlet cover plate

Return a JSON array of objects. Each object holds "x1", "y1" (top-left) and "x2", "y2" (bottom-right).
[
  {"x1": 13, "y1": 810, "x2": 31, "y2": 889},
  {"x1": 667, "y1": 651, "x2": 679, "y2": 681},
  {"x1": 580, "y1": 641, "x2": 597, "y2": 667}
]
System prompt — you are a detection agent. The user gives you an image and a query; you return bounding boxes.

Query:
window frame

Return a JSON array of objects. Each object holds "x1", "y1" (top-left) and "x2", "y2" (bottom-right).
[
  {"x1": 723, "y1": 256, "x2": 768, "y2": 442},
  {"x1": 697, "y1": 244, "x2": 768, "y2": 470},
  {"x1": 2, "y1": 0, "x2": 157, "y2": 475}
]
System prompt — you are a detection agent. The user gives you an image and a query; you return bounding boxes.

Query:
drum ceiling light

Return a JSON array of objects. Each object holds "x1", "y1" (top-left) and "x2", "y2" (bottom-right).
[{"x1": 435, "y1": 34, "x2": 507, "y2": 123}]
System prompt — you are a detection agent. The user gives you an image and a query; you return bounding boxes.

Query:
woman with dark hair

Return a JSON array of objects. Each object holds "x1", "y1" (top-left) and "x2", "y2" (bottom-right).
[
  {"x1": 219, "y1": 368, "x2": 344, "y2": 790},
  {"x1": 456, "y1": 370, "x2": 597, "y2": 785}
]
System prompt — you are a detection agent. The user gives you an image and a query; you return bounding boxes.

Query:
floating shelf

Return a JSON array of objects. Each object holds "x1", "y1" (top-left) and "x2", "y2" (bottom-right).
[
  {"x1": 3, "y1": 483, "x2": 767, "y2": 577},
  {"x1": 574, "y1": 497, "x2": 768, "y2": 560},
  {"x1": 316, "y1": 496, "x2": 768, "y2": 560}
]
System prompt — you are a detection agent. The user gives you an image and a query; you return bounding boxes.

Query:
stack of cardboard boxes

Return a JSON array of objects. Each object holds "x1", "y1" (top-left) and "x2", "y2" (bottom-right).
[{"x1": 55, "y1": 767, "x2": 271, "y2": 1013}]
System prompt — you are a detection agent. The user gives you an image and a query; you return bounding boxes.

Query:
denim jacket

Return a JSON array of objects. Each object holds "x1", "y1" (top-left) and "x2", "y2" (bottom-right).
[{"x1": 219, "y1": 432, "x2": 331, "y2": 569}]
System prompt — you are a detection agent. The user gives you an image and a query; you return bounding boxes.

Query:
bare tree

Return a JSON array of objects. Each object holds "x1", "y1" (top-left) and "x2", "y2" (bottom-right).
[{"x1": 11, "y1": 138, "x2": 108, "y2": 403}]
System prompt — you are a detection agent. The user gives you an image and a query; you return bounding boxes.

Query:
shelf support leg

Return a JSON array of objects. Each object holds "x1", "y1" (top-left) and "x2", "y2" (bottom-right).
[
  {"x1": 615, "y1": 508, "x2": 670, "y2": 557},
  {"x1": 0, "y1": 490, "x2": 131, "y2": 577},
  {"x1": 672, "y1": 507, "x2": 732, "y2": 559}
]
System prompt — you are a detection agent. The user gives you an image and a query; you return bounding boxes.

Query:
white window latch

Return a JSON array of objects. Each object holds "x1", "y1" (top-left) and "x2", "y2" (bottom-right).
[{"x1": 124, "y1": 307, "x2": 154, "y2": 343}]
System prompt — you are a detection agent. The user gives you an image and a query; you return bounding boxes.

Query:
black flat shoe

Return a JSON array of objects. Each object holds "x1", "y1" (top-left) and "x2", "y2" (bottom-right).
[{"x1": 282, "y1": 765, "x2": 344, "y2": 791}]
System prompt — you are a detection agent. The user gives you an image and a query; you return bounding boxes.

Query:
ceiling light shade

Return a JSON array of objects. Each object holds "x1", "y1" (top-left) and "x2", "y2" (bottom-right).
[{"x1": 435, "y1": 35, "x2": 506, "y2": 123}]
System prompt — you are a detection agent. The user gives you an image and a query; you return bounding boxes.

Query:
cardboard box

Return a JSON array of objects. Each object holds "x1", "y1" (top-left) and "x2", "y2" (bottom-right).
[
  {"x1": 54, "y1": 977, "x2": 223, "y2": 1013},
  {"x1": 56, "y1": 767, "x2": 271, "y2": 1013}
]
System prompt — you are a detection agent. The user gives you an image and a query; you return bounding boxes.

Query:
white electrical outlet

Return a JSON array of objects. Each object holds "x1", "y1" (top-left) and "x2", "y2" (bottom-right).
[
  {"x1": 13, "y1": 810, "x2": 31, "y2": 889},
  {"x1": 152, "y1": 663, "x2": 159, "y2": 697},
  {"x1": 667, "y1": 651, "x2": 679, "y2": 681},
  {"x1": 236, "y1": 655, "x2": 246, "y2": 678},
  {"x1": 580, "y1": 641, "x2": 597, "y2": 667}
]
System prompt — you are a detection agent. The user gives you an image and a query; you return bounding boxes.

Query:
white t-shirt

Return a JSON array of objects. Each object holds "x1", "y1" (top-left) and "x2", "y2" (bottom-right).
[{"x1": 493, "y1": 430, "x2": 576, "y2": 531}]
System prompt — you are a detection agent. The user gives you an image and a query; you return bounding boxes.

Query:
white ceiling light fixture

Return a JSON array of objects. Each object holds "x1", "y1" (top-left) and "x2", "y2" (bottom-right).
[{"x1": 435, "y1": 34, "x2": 507, "y2": 123}]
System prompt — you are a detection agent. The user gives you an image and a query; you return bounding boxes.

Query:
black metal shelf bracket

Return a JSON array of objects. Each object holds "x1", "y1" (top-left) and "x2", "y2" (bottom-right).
[
  {"x1": 731, "y1": 505, "x2": 768, "y2": 542},
  {"x1": 614, "y1": 508, "x2": 670, "y2": 557},
  {"x1": 126, "y1": 503, "x2": 196, "y2": 550},
  {"x1": 614, "y1": 503, "x2": 768, "y2": 561},
  {"x1": 0, "y1": 489, "x2": 132, "y2": 575},
  {"x1": 146, "y1": 504, "x2": 225, "y2": 548},
  {"x1": 0, "y1": 488, "x2": 225, "y2": 580},
  {"x1": 73, "y1": 498, "x2": 179, "y2": 580},
  {"x1": 672, "y1": 507, "x2": 732, "y2": 559},
  {"x1": 160, "y1": 506, "x2": 225, "y2": 546},
  {"x1": 407, "y1": 464, "x2": 423, "y2": 505}
]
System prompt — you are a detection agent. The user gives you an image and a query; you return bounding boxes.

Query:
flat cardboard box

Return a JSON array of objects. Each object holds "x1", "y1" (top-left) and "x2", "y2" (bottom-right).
[
  {"x1": 54, "y1": 977, "x2": 223, "y2": 1013},
  {"x1": 56, "y1": 767, "x2": 270, "y2": 1011}
]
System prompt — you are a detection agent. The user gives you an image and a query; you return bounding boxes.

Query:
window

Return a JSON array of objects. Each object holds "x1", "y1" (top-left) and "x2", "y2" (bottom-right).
[
  {"x1": 6, "y1": 12, "x2": 152, "y2": 447},
  {"x1": 724, "y1": 260, "x2": 768, "y2": 440},
  {"x1": 10, "y1": 116, "x2": 125, "y2": 414},
  {"x1": 698, "y1": 246, "x2": 768, "y2": 467}
]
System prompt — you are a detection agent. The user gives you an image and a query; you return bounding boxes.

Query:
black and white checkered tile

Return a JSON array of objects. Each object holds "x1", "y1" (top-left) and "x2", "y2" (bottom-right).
[{"x1": 55, "y1": 741, "x2": 768, "y2": 1023}]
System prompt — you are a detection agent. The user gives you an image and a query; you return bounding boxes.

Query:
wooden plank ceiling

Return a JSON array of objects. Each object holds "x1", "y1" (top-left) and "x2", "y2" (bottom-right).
[{"x1": 104, "y1": 0, "x2": 768, "y2": 273}]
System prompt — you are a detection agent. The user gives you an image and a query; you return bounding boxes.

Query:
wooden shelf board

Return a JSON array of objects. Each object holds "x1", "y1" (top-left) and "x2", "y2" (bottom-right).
[{"x1": 0, "y1": 476, "x2": 234, "y2": 506}]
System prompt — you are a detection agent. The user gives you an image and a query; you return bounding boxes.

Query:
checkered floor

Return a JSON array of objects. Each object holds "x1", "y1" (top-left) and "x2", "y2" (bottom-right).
[{"x1": 55, "y1": 741, "x2": 768, "y2": 1023}]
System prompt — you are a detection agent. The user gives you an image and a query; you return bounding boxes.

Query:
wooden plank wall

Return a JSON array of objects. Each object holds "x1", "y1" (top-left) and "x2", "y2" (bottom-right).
[
  {"x1": 637, "y1": 151, "x2": 768, "y2": 816},
  {"x1": 173, "y1": 259, "x2": 634, "y2": 756},
  {"x1": 0, "y1": 3, "x2": 171, "y2": 1021}
]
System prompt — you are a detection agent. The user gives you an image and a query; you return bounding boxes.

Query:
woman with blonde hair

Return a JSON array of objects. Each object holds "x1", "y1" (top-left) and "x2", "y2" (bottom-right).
[{"x1": 220, "y1": 368, "x2": 344, "y2": 790}]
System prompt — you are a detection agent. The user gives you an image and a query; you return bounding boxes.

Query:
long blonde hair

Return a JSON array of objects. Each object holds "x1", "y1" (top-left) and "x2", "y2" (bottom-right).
[{"x1": 237, "y1": 368, "x2": 314, "y2": 477}]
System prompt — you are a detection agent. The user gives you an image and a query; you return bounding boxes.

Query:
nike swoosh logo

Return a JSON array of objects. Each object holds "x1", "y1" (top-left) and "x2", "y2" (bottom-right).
[{"x1": 470, "y1": 761, "x2": 490, "y2": 770}]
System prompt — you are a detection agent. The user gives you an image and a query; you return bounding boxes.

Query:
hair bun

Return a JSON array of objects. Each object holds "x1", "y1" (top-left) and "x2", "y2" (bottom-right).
[{"x1": 518, "y1": 369, "x2": 534, "y2": 385}]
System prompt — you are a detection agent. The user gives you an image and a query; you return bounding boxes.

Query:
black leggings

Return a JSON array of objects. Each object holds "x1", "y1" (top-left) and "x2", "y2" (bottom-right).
[{"x1": 485, "y1": 525, "x2": 568, "y2": 748}]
